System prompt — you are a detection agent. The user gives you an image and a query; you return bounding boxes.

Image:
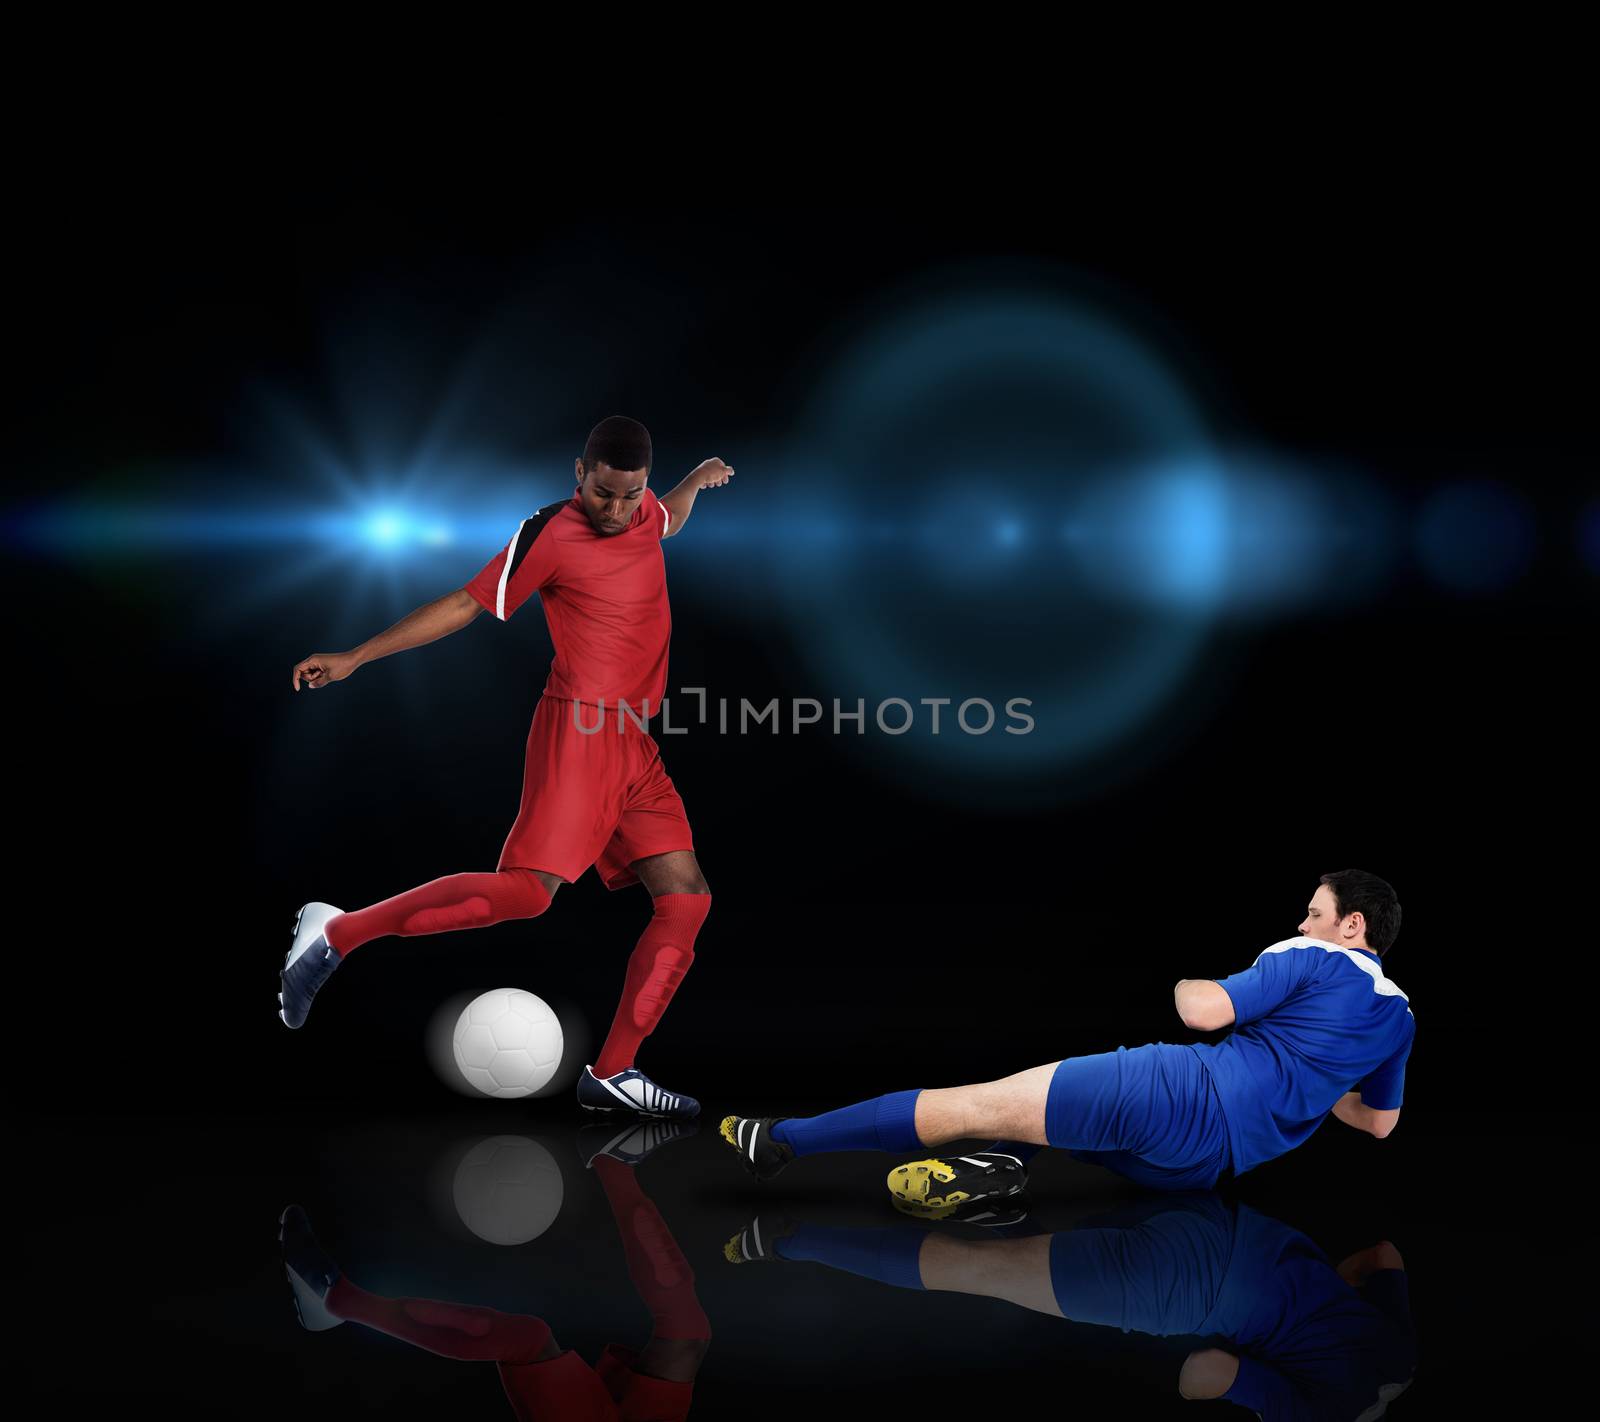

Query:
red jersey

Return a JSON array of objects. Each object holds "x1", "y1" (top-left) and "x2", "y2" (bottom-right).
[{"x1": 465, "y1": 487, "x2": 674, "y2": 711}]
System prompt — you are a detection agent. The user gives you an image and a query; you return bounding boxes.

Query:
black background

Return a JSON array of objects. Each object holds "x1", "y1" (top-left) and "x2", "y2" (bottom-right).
[
  {"x1": 13, "y1": 145, "x2": 1596, "y2": 1413},
  {"x1": 13, "y1": 171, "x2": 1592, "y2": 1111}
]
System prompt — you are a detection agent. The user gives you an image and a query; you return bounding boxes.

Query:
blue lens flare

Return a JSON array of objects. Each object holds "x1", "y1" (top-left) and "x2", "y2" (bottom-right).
[
  {"x1": 761, "y1": 285, "x2": 1223, "y2": 799},
  {"x1": 1072, "y1": 459, "x2": 1231, "y2": 607},
  {"x1": 4, "y1": 272, "x2": 1503, "y2": 809},
  {"x1": 359, "y1": 507, "x2": 455, "y2": 550}
]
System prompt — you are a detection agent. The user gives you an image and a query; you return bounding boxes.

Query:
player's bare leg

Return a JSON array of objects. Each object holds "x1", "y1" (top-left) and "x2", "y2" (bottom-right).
[
  {"x1": 915, "y1": 1232, "x2": 1063, "y2": 1315},
  {"x1": 630, "y1": 849, "x2": 709, "y2": 898},
  {"x1": 885, "y1": 1062, "x2": 1056, "y2": 1211},
  {"x1": 577, "y1": 850, "x2": 710, "y2": 1119},
  {"x1": 728, "y1": 1221, "x2": 1063, "y2": 1318},
  {"x1": 912, "y1": 1061, "x2": 1058, "y2": 1147}
]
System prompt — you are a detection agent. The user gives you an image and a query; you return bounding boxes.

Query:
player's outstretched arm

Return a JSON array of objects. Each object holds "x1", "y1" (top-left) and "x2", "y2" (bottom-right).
[
  {"x1": 659, "y1": 457, "x2": 735, "y2": 538},
  {"x1": 292, "y1": 588, "x2": 482, "y2": 690},
  {"x1": 1174, "y1": 979, "x2": 1237, "y2": 1032},
  {"x1": 1330, "y1": 1091, "x2": 1401, "y2": 1138}
]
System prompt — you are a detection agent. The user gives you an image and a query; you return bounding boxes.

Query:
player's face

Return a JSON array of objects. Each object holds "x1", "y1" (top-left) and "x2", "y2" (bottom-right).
[
  {"x1": 1299, "y1": 884, "x2": 1351, "y2": 945},
  {"x1": 576, "y1": 461, "x2": 648, "y2": 536}
]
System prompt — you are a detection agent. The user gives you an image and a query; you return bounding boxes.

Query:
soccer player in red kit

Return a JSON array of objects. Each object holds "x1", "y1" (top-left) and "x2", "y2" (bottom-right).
[{"x1": 282, "y1": 416, "x2": 730, "y2": 1118}]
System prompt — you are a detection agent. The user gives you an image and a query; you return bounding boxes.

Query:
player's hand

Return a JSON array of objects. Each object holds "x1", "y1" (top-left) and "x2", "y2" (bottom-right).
[
  {"x1": 293, "y1": 651, "x2": 358, "y2": 691},
  {"x1": 691, "y1": 457, "x2": 735, "y2": 490}
]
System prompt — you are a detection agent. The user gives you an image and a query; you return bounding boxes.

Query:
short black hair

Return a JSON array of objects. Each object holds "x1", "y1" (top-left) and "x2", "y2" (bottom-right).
[
  {"x1": 1319, "y1": 869, "x2": 1402, "y2": 956},
  {"x1": 582, "y1": 415, "x2": 652, "y2": 478}
]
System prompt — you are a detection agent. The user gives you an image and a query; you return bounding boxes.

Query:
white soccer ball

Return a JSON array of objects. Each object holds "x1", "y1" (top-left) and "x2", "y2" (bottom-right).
[{"x1": 452, "y1": 989, "x2": 564, "y2": 1098}]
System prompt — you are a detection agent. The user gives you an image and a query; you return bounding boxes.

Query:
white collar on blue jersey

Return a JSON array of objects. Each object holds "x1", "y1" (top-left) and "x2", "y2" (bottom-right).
[{"x1": 1255, "y1": 935, "x2": 1408, "y2": 1001}]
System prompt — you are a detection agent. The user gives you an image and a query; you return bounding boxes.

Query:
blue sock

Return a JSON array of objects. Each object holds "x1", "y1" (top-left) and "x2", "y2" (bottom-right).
[
  {"x1": 771, "y1": 1089, "x2": 923, "y2": 1156},
  {"x1": 983, "y1": 1139, "x2": 1044, "y2": 1166},
  {"x1": 775, "y1": 1225, "x2": 927, "y2": 1291}
]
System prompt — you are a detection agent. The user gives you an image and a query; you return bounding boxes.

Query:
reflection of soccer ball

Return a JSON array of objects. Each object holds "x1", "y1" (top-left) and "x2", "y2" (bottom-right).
[
  {"x1": 452, "y1": 1136, "x2": 564, "y2": 1244},
  {"x1": 453, "y1": 990, "x2": 564, "y2": 1098}
]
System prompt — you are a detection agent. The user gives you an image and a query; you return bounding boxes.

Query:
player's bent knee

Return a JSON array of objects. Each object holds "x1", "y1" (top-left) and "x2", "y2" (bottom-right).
[
  {"x1": 502, "y1": 868, "x2": 558, "y2": 918},
  {"x1": 635, "y1": 851, "x2": 710, "y2": 897},
  {"x1": 655, "y1": 889, "x2": 711, "y2": 923},
  {"x1": 655, "y1": 874, "x2": 710, "y2": 896}
]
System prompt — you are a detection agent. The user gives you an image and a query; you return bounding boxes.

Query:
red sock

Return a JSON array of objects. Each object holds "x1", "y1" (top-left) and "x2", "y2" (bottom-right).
[
  {"x1": 324, "y1": 868, "x2": 553, "y2": 954},
  {"x1": 325, "y1": 1276, "x2": 553, "y2": 1362},
  {"x1": 592, "y1": 1156, "x2": 712, "y2": 1340},
  {"x1": 592, "y1": 893, "x2": 709, "y2": 1079}
]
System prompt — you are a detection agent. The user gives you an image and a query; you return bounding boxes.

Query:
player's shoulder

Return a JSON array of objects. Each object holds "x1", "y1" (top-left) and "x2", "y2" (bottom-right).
[
  {"x1": 523, "y1": 497, "x2": 581, "y2": 539},
  {"x1": 495, "y1": 499, "x2": 578, "y2": 580},
  {"x1": 640, "y1": 484, "x2": 673, "y2": 534},
  {"x1": 1298, "y1": 938, "x2": 1411, "y2": 1006},
  {"x1": 1253, "y1": 935, "x2": 1328, "y2": 963}
]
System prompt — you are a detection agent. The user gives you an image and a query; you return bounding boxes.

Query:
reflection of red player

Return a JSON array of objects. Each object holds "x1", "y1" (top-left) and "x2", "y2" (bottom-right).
[{"x1": 280, "y1": 1131, "x2": 710, "y2": 1419}]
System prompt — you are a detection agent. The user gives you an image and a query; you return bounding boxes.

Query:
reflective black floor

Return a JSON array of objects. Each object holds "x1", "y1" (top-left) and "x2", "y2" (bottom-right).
[{"x1": 23, "y1": 1106, "x2": 1581, "y2": 1415}]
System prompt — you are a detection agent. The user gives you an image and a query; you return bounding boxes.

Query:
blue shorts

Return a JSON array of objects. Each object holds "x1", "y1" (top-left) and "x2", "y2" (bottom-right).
[
  {"x1": 1045, "y1": 1043, "x2": 1232, "y2": 1191},
  {"x1": 1048, "y1": 1192, "x2": 1234, "y2": 1333}
]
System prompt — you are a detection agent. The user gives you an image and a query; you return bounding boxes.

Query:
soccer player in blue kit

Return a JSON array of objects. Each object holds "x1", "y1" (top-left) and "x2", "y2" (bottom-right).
[{"x1": 721, "y1": 870, "x2": 1413, "y2": 1210}]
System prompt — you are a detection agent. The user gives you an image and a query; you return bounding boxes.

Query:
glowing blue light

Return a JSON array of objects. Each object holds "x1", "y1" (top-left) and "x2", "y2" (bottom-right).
[
  {"x1": 770, "y1": 281, "x2": 1222, "y2": 802},
  {"x1": 365, "y1": 510, "x2": 408, "y2": 546},
  {"x1": 1072, "y1": 459, "x2": 1230, "y2": 608},
  {"x1": 357, "y1": 506, "x2": 460, "y2": 550},
  {"x1": 3, "y1": 492, "x2": 473, "y2": 559}
]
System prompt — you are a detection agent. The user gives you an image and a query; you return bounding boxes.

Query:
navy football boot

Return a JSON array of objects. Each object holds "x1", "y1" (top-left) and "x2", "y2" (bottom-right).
[
  {"x1": 279, "y1": 902, "x2": 344, "y2": 1029},
  {"x1": 576, "y1": 1064, "x2": 700, "y2": 1119},
  {"x1": 577, "y1": 1118, "x2": 699, "y2": 1169},
  {"x1": 278, "y1": 1204, "x2": 343, "y2": 1331}
]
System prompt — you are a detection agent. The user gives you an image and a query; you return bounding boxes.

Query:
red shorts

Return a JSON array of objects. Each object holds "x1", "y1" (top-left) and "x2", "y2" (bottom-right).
[
  {"x1": 498, "y1": 1344, "x2": 694, "y2": 1421},
  {"x1": 497, "y1": 695, "x2": 695, "y2": 890}
]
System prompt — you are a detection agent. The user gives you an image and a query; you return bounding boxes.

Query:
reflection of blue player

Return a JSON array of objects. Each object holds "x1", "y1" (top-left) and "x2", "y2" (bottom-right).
[
  {"x1": 723, "y1": 871, "x2": 1413, "y2": 1209},
  {"x1": 726, "y1": 1193, "x2": 1417, "y2": 1420}
]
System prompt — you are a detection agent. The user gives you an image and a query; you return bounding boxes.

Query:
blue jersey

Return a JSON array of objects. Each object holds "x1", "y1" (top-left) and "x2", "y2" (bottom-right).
[
  {"x1": 1187, "y1": 937, "x2": 1415, "y2": 1175},
  {"x1": 1207, "y1": 1202, "x2": 1417, "y2": 1421},
  {"x1": 1048, "y1": 1193, "x2": 1416, "y2": 1420}
]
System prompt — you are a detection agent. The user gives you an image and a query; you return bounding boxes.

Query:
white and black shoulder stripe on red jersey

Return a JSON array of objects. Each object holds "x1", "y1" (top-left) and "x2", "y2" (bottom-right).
[{"x1": 487, "y1": 499, "x2": 566, "y2": 620}]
